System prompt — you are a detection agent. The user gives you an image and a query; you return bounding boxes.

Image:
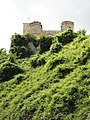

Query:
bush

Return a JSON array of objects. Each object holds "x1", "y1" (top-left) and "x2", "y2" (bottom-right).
[
  {"x1": 30, "y1": 55, "x2": 39, "y2": 68},
  {"x1": 0, "y1": 48, "x2": 8, "y2": 64},
  {"x1": 77, "y1": 29, "x2": 87, "y2": 36},
  {"x1": 10, "y1": 33, "x2": 25, "y2": 47},
  {"x1": 54, "y1": 65, "x2": 73, "y2": 78},
  {"x1": 39, "y1": 35, "x2": 53, "y2": 54},
  {"x1": 50, "y1": 42, "x2": 62, "y2": 53},
  {"x1": 14, "y1": 74, "x2": 25, "y2": 84},
  {"x1": 0, "y1": 61, "x2": 23, "y2": 82},
  {"x1": 10, "y1": 33, "x2": 37, "y2": 58},
  {"x1": 56, "y1": 29, "x2": 77, "y2": 45},
  {"x1": 8, "y1": 53, "x2": 16, "y2": 63},
  {"x1": 45, "y1": 56, "x2": 65, "y2": 71},
  {"x1": 30, "y1": 55, "x2": 46, "y2": 68},
  {"x1": 23, "y1": 32, "x2": 39, "y2": 47}
]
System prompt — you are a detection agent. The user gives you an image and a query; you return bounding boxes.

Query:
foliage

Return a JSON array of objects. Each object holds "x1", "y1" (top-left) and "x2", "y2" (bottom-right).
[
  {"x1": 50, "y1": 42, "x2": 62, "y2": 53},
  {"x1": 10, "y1": 33, "x2": 37, "y2": 58},
  {"x1": 0, "y1": 29, "x2": 90, "y2": 120},
  {"x1": 23, "y1": 32, "x2": 39, "y2": 47},
  {"x1": 0, "y1": 48, "x2": 8, "y2": 64},
  {"x1": 45, "y1": 55, "x2": 65, "y2": 71},
  {"x1": 56, "y1": 29, "x2": 77, "y2": 45},
  {"x1": 8, "y1": 53, "x2": 16, "y2": 63},
  {"x1": 39, "y1": 35, "x2": 53, "y2": 53},
  {"x1": 30, "y1": 54, "x2": 46, "y2": 68},
  {"x1": 0, "y1": 48, "x2": 7, "y2": 55},
  {"x1": 0, "y1": 61, "x2": 23, "y2": 82},
  {"x1": 77, "y1": 29, "x2": 87, "y2": 36}
]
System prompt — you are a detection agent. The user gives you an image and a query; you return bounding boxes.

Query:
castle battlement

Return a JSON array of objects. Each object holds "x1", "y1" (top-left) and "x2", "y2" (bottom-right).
[{"x1": 23, "y1": 21, "x2": 74, "y2": 35}]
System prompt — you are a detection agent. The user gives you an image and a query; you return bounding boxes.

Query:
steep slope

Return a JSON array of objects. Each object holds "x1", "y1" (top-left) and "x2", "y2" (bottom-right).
[{"x1": 0, "y1": 30, "x2": 90, "y2": 120}]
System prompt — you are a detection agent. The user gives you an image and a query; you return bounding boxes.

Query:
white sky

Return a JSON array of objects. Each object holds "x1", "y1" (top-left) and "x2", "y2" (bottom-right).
[{"x1": 0, "y1": 0, "x2": 90, "y2": 50}]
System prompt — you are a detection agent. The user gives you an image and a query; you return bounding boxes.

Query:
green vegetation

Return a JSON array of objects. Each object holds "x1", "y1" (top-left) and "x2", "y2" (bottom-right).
[
  {"x1": 0, "y1": 29, "x2": 90, "y2": 120},
  {"x1": 56, "y1": 29, "x2": 77, "y2": 45},
  {"x1": 39, "y1": 35, "x2": 53, "y2": 54},
  {"x1": 0, "y1": 48, "x2": 8, "y2": 64},
  {"x1": 0, "y1": 61, "x2": 24, "y2": 82},
  {"x1": 10, "y1": 33, "x2": 37, "y2": 58}
]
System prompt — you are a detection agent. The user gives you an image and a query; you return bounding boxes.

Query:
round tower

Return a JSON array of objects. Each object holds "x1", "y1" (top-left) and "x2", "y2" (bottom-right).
[
  {"x1": 29, "y1": 21, "x2": 42, "y2": 35},
  {"x1": 23, "y1": 21, "x2": 43, "y2": 35},
  {"x1": 61, "y1": 21, "x2": 74, "y2": 32}
]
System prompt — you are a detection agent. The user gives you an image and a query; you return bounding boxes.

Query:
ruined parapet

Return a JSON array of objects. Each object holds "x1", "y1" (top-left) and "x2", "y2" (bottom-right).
[
  {"x1": 23, "y1": 20, "x2": 74, "y2": 35},
  {"x1": 61, "y1": 21, "x2": 74, "y2": 32},
  {"x1": 43, "y1": 30, "x2": 60, "y2": 36},
  {"x1": 23, "y1": 21, "x2": 43, "y2": 35}
]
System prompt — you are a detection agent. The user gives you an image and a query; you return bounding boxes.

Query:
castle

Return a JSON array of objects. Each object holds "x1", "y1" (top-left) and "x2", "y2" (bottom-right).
[{"x1": 23, "y1": 21, "x2": 74, "y2": 35}]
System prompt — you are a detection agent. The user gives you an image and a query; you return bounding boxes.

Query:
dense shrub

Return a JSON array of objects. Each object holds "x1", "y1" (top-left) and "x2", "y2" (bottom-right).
[
  {"x1": 50, "y1": 42, "x2": 62, "y2": 53},
  {"x1": 8, "y1": 53, "x2": 16, "y2": 63},
  {"x1": 54, "y1": 65, "x2": 73, "y2": 78},
  {"x1": 0, "y1": 61, "x2": 23, "y2": 82},
  {"x1": 39, "y1": 35, "x2": 53, "y2": 53},
  {"x1": 0, "y1": 29, "x2": 90, "y2": 120},
  {"x1": 23, "y1": 32, "x2": 39, "y2": 47},
  {"x1": 30, "y1": 55, "x2": 46, "y2": 68},
  {"x1": 14, "y1": 74, "x2": 25, "y2": 84},
  {"x1": 10, "y1": 46, "x2": 33, "y2": 58},
  {"x1": 71, "y1": 37, "x2": 90, "y2": 65},
  {"x1": 56, "y1": 29, "x2": 77, "y2": 45},
  {"x1": 30, "y1": 55, "x2": 39, "y2": 68},
  {"x1": 10, "y1": 33, "x2": 37, "y2": 58},
  {"x1": 77, "y1": 29, "x2": 87, "y2": 36},
  {"x1": 0, "y1": 48, "x2": 7, "y2": 55},
  {"x1": 0, "y1": 48, "x2": 8, "y2": 64},
  {"x1": 45, "y1": 55, "x2": 65, "y2": 71}
]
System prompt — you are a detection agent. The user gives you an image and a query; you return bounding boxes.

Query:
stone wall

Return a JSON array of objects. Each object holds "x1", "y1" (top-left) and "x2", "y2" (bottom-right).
[
  {"x1": 23, "y1": 23, "x2": 30, "y2": 33},
  {"x1": 23, "y1": 21, "x2": 74, "y2": 35},
  {"x1": 43, "y1": 30, "x2": 60, "y2": 35}
]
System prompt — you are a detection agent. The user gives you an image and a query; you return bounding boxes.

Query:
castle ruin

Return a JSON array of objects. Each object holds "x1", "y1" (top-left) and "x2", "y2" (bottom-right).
[{"x1": 23, "y1": 21, "x2": 74, "y2": 35}]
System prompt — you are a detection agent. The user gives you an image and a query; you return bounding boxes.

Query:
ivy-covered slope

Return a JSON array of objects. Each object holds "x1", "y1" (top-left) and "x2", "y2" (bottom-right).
[{"x1": 0, "y1": 29, "x2": 90, "y2": 120}]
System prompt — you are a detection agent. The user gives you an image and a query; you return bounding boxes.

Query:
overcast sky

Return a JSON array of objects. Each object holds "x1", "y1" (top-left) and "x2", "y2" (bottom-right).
[{"x1": 0, "y1": 0, "x2": 90, "y2": 50}]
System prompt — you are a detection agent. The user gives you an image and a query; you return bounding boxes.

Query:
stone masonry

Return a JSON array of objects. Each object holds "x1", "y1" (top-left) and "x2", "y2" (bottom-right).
[{"x1": 23, "y1": 21, "x2": 74, "y2": 35}]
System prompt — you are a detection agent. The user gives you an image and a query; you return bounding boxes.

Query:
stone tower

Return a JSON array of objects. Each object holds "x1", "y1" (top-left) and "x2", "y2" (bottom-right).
[
  {"x1": 23, "y1": 20, "x2": 74, "y2": 35},
  {"x1": 23, "y1": 21, "x2": 42, "y2": 35},
  {"x1": 61, "y1": 21, "x2": 74, "y2": 32},
  {"x1": 23, "y1": 23, "x2": 30, "y2": 33}
]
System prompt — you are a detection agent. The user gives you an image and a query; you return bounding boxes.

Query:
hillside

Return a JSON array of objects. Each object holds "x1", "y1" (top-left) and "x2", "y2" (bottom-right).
[{"x1": 0, "y1": 29, "x2": 90, "y2": 120}]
